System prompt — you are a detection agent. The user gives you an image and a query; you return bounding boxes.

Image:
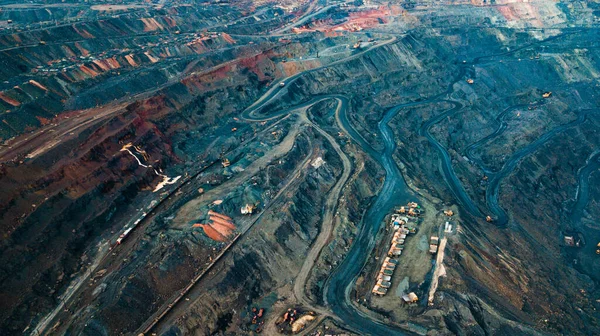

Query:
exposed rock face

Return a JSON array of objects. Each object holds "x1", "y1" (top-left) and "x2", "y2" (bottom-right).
[
  {"x1": 0, "y1": 28, "x2": 360, "y2": 333},
  {"x1": 0, "y1": 0, "x2": 599, "y2": 335}
]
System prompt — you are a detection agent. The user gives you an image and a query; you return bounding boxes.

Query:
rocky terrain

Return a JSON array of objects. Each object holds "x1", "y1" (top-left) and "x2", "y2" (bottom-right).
[{"x1": 0, "y1": 0, "x2": 599, "y2": 335}]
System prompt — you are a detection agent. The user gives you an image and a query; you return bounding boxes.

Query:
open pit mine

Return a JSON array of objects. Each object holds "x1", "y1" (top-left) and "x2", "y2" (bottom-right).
[{"x1": 1, "y1": 0, "x2": 600, "y2": 335}]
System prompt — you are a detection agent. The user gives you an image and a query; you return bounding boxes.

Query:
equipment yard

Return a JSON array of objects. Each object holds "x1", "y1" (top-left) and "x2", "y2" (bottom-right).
[{"x1": 356, "y1": 198, "x2": 460, "y2": 323}]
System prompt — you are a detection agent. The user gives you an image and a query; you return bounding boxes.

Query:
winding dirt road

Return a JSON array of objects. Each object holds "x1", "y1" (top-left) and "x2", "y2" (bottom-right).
[{"x1": 293, "y1": 98, "x2": 352, "y2": 312}]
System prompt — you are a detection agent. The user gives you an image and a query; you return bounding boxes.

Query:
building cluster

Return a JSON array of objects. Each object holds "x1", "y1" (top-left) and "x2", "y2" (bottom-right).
[{"x1": 371, "y1": 202, "x2": 421, "y2": 300}]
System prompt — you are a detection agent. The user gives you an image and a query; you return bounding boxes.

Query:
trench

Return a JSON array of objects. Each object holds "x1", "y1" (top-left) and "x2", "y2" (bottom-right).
[{"x1": 325, "y1": 97, "x2": 413, "y2": 335}]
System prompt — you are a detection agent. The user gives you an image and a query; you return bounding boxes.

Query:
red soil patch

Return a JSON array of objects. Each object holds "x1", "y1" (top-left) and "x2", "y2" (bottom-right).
[
  {"x1": 193, "y1": 210, "x2": 237, "y2": 242},
  {"x1": 74, "y1": 42, "x2": 90, "y2": 56},
  {"x1": 193, "y1": 223, "x2": 227, "y2": 242},
  {"x1": 208, "y1": 210, "x2": 232, "y2": 221},
  {"x1": 164, "y1": 16, "x2": 177, "y2": 27},
  {"x1": 79, "y1": 65, "x2": 99, "y2": 77},
  {"x1": 0, "y1": 92, "x2": 20, "y2": 106},
  {"x1": 211, "y1": 221, "x2": 234, "y2": 238},
  {"x1": 497, "y1": 5, "x2": 518, "y2": 21},
  {"x1": 125, "y1": 54, "x2": 138, "y2": 67},
  {"x1": 36, "y1": 116, "x2": 51, "y2": 126},
  {"x1": 293, "y1": 6, "x2": 391, "y2": 33},
  {"x1": 28, "y1": 80, "x2": 48, "y2": 91},
  {"x1": 221, "y1": 33, "x2": 236, "y2": 44},
  {"x1": 73, "y1": 26, "x2": 94, "y2": 39},
  {"x1": 209, "y1": 216, "x2": 236, "y2": 230}
]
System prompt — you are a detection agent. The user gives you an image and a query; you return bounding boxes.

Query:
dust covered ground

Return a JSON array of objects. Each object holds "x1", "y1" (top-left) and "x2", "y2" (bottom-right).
[{"x1": 0, "y1": 0, "x2": 600, "y2": 335}]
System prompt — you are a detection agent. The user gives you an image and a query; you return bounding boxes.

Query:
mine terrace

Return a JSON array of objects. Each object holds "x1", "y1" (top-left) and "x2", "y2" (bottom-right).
[{"x1": 0, "y1": 0, "x2": 599, "y2": 335}]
